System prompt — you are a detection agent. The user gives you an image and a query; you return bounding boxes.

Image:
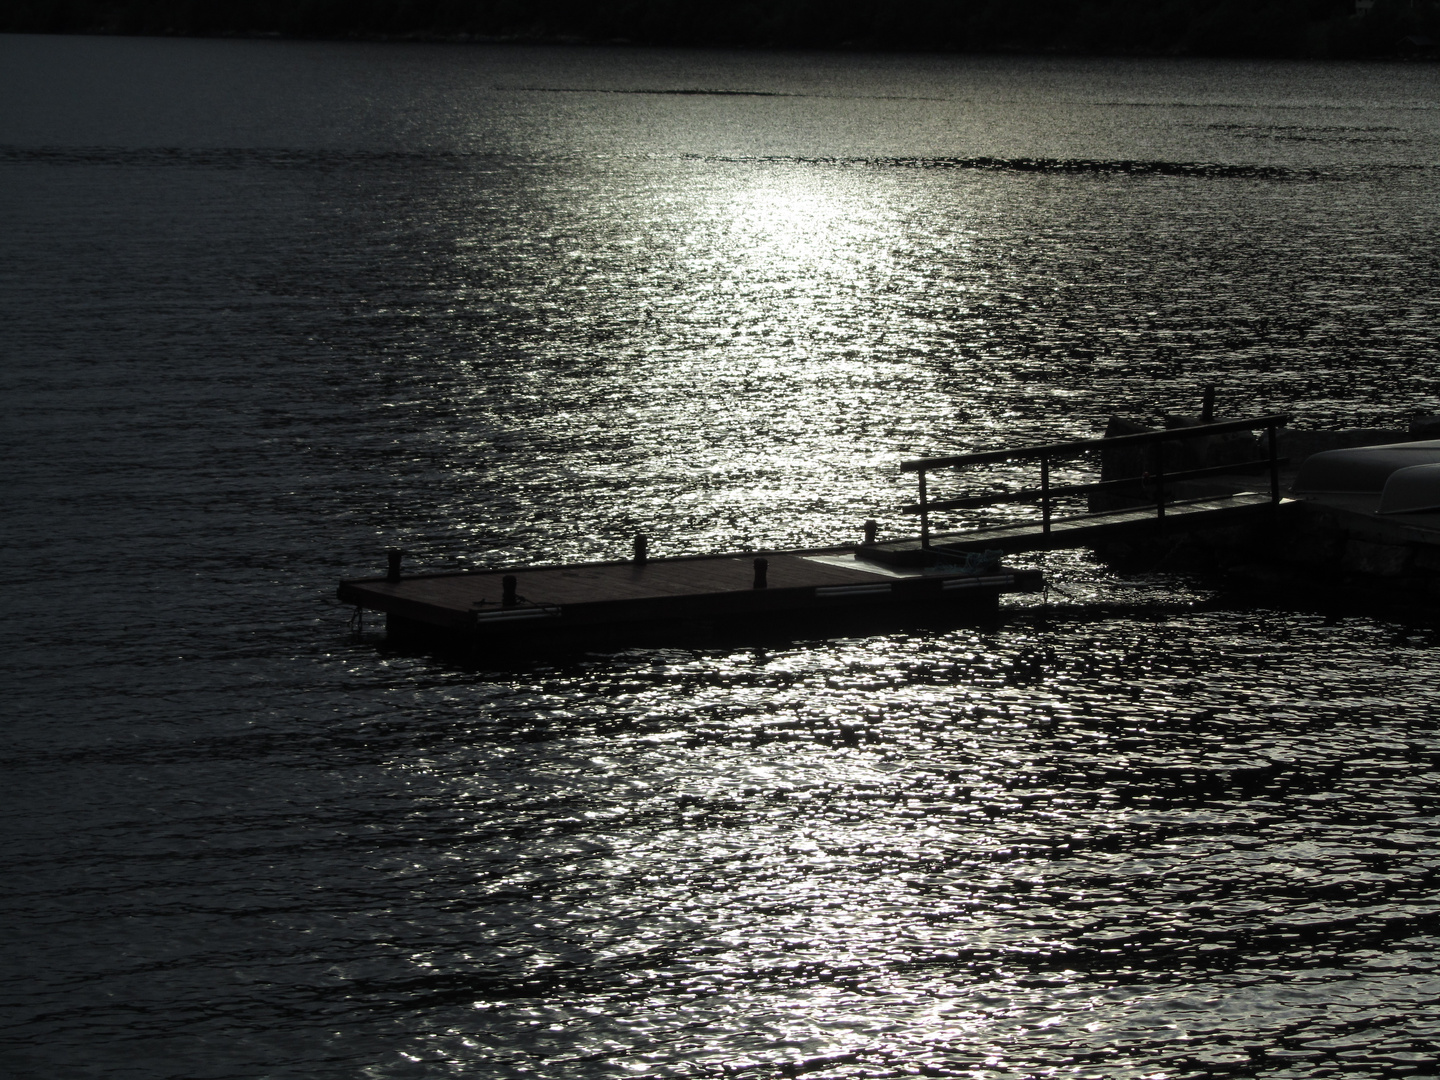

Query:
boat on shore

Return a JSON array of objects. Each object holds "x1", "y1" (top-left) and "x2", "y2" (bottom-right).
[
  {"x1": 1089, "y1": 408, "x2": 1440, "y2": 610},
  {"x1": 1380, "y1": 463, "x2": 1440, "y2": 515}
]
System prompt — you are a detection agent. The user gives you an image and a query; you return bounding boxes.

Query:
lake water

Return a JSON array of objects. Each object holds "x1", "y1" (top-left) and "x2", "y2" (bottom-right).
[{"x1": 3, "y1": 33, "x2": 1440, "y2": 1079}]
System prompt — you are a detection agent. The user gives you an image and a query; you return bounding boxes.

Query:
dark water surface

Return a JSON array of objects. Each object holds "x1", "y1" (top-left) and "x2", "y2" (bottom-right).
[{"x1": 3, "y1": 34, "x2": 1440, "y2": 1079}]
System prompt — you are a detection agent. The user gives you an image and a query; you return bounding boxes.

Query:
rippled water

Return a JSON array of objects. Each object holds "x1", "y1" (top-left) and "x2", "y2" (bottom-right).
[{"x1": 3, "y1": 34, "x2": 1440, "y2": 1079}]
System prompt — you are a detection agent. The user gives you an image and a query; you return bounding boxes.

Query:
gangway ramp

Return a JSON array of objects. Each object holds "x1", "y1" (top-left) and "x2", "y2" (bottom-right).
[
  {"x1": 862, "y1": 492, "x2": 1287, "y2": 567},
  {"x1": 861, "y1": 415, "x2": 1291, "y2": 568}
]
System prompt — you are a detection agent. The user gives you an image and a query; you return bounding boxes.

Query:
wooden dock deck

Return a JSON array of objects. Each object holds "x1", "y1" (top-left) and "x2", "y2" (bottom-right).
[{"x1": 337, "y1": 549, "x2": 1043, "y2": 646}]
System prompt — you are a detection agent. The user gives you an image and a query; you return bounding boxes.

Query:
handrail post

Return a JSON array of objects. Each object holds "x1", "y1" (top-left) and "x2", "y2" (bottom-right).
[
  {"x1": 918, "y1": 469, "x2": 930, "y2": 549},
  {"x1": 1155, "y1": 438, "x2": 1166, "y2": 522},
  {"x1": 1267, "y1": 422, "x2": 1280, "y2": 504},
  {"x1": 1040, "y1": 454, "x2": 1051, "y2": 535}
]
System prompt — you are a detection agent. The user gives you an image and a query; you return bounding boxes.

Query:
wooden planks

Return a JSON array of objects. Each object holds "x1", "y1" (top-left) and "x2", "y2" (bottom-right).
[{"x1": 345, "y1": 554, "x2": 893, "y2": 614}]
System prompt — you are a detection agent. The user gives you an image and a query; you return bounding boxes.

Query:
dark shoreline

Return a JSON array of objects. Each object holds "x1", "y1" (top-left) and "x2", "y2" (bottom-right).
[{"x1": 4, "y1": 1, "x2": 1438, "y2": 61}]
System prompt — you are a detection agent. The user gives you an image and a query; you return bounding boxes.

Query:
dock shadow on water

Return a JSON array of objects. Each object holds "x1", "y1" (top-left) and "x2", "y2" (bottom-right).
[{"x1": 373, "y1": 600, "x2": 1013, "y2": 669}]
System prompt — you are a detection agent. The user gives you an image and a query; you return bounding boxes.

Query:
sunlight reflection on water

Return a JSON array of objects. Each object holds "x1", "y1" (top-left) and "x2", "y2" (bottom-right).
[{"x1": 335, "y1": 605, "x2": 1440, "y2": 1078}]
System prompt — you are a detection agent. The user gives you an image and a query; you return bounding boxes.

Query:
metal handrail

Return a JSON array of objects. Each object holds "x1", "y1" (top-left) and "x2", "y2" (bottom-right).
[
  {"x1": 905, "y1": 414, "x2": 1289, "y2": 548},
  {"x1": 901, "y1": 415, "x2": 1289, "y2": 472}
]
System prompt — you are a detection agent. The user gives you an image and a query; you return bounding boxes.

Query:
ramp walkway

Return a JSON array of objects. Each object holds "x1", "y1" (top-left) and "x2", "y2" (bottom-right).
[{"x1": 862, "y1": 415, "x2": 1290, "y2": 567}]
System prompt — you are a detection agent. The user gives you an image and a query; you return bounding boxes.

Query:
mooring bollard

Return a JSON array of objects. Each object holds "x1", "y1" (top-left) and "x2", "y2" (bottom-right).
[
  {"x1": 386, "y1": 548, "x2": 402, "y2": 582},
  {"x1": 863, "y1": 519, "x2": 878, "y2": 546},
  {"x1": 634, "y1": 533, "x2": 647, "y2": 565},
  {"x1": 753, "y1": 557, "x2": 768, "y2": 589},
  {"x1": 502, "y1": 574, "x2": 517, "y2": 608}
]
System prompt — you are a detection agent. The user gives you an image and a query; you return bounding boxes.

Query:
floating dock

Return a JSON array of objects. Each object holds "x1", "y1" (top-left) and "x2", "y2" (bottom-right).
[
  {"x1": 338, "y1": 411, "x2": 1328, "y2": 648},
  {"x1": 338, "y1": 548, "x2": 1043, "y2": 648}
]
